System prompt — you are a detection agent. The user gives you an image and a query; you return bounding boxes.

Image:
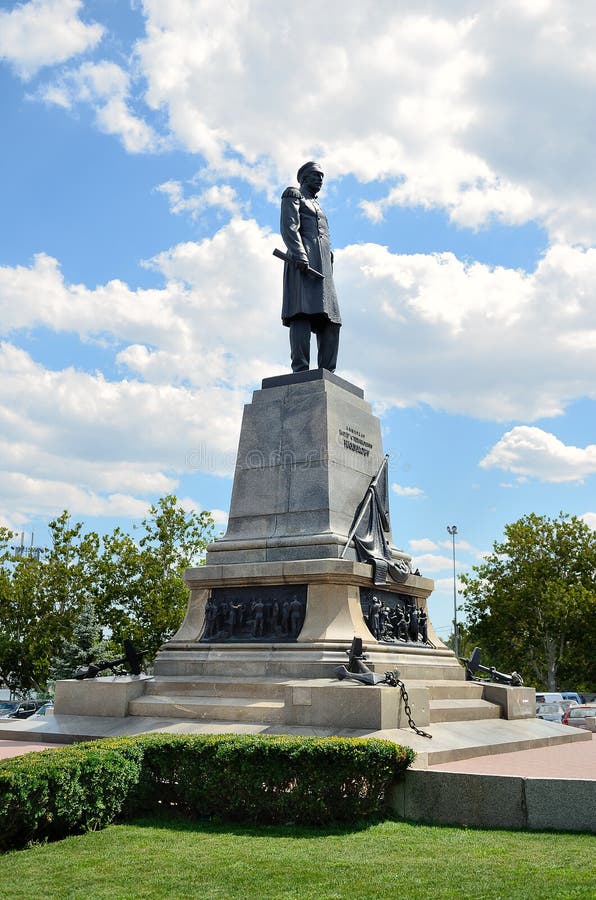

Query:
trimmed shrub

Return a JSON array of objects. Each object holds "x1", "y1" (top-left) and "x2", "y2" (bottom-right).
[
  {"x1": 0, "y1": 733, "x2": 414, "y2": 851},
  {"x1": 0, "y1": 741, "x2": 144, "y2": 852},
  {"x1": 125, "y1": 733, "x2": 413, "y2": 824}
]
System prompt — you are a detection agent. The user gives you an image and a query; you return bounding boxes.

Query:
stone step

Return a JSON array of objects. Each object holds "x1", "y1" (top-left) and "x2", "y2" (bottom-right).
[
  {"x1": 128, "y1": 694, "x2": 286, "y2": 723},
  {"x1": 407, "y1": 680, "x2": 485, "y2": 701},
  {"x1": 429, "y1": 699, "x2": 502, "y2": 723},
  {"x1": 145, "y1": 675, "x2": 479, "y2": 702},
  {"x1": 154, "y1": 652, "x2": 466, "y2": 682},
  {"x1": 155, "y1": 659, "x2": 324, "y2": 678},
  {"x1": 144, "y1": 676, "x2": 287, "y2": 700}
]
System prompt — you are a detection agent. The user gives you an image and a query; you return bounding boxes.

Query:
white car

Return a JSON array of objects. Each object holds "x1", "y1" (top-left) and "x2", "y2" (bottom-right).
[{"x1": 536, "y1": 702, "x2": 564, "y2": 723}]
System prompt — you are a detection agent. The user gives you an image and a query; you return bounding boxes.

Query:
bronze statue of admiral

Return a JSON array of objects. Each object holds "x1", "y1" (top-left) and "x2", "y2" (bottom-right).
[{"x1": 279, "y1": 161, "x2": 341, "y2": 372}]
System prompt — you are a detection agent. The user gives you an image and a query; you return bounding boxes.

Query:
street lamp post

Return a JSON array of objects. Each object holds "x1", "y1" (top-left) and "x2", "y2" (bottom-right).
[{"x1": 446, "y1": 525, "x2": 458, "y2": 657}]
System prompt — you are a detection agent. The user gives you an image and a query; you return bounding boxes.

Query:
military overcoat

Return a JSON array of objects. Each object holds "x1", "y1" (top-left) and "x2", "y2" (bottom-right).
[{"x1": 280, "y1": 186, "x2": 341, "y2": 327}]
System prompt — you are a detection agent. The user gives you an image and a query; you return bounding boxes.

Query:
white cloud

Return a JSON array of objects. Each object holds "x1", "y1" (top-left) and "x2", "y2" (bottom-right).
[
  {"x1": 392, "y1": 483, "x2": 424, "y2": 497},
  {"x1": 209, "y1": 509, "x2": 229, "y2": 528},
  {"x1": 0, "y1": 0, "x2": 103, "y2": 79},
  {"x1": 0, "y1": 471, "x2": 150, "y2": 520},
  {"x1": 2, "y1": 223, "x2": 595, "y2": 441},
  {"x1": 1, "y1": 212, "x2": 595, "y2": 520},
  {"x1": 0, "y1": 341, "x2": 246, "y2": 524},
  {"x1": 0, "y1": 217, "x2": 289, "y2": 521},
  {"x1": 134, "y1": 3, "x2": 486, "y2": 200},
  {"x1": 120, "y1": 1, "x2": 596, "y2": 242},
  {"x1": 409, "y1": 538, "x2": 438, "y2": 553},
  {"x1": 338, "y1": 240, "x2": 596, "y2": 421},
  {"x1": 11, "y1": 3, "x2": 596, "y2": 241},
  {"x1": 480, "y1": 427, "x2": 596, "y2": 483},
  {"x1": 157, "y1": 181, "x2": 245, "y2": 221},
  {"x1": 40, "y1": 60, "x2": 160, "y2": 153},
  {"x1": 0, "y1": 252, "x2": 189, "y2": 350},
  {"x1": 410, "y1": 553, "x2": 455, "y2": 573},
  {"x1": 0, "y1": 435, "x2": 177, "y2": 496},
  {"x1": 433, "y1": 575, "x2": 466, "y2": 596},
  {"x1": 0, "y1": 341, "x2": 246, "y2": 465},
  {"x1": 438, "y1": 538, "x2": 477, "y2": 554},
  {"x1": 581, "y1": 512, "x2": 596, "y2": 530}
]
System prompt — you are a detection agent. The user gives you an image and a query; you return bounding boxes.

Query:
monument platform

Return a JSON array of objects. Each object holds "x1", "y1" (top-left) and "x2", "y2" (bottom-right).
[
  {"x1": 47, "y1": 370, "x2": 583, "y2": 762},
  {"x1": 1, "y1": 704, "x2": 589, "y2": 770}
]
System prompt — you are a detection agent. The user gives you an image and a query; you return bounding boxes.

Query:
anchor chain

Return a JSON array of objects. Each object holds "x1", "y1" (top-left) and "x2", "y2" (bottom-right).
[{"x1": 384, "y1": 670, "x2": 432, "y2": 739}]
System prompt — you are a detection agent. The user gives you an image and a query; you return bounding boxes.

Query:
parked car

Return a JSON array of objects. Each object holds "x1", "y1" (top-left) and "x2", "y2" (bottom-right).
[
  {"x1": 535, "y1": 692, "x2": 564, "y2": 705},
  {"x1": 0, "y1": 699, "x2": 45, "y2": 719},
  {"x1": 0, "y1": 701, "x2": 19, "y2": 719},
  {"x1": 562, "y1": 704, "x2": 596, "y2": 730},
  {"x1": 30, "y1": 702, "x2": 54, "y2": 718},
  {"x1": 560, "y1": 699, "x2": 579, "y2": 715},
  {"x1": 561, "y1": 691, "x2": 583, "y2": 705},
  {"x1": 536, "y1": 702, "x2": 565, "y2": 722}
]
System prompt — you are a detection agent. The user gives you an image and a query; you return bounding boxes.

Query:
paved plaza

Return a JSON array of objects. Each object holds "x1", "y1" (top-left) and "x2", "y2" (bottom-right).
[{"x1": 429, "y1": 731, "x2": 596, "y2": 780}]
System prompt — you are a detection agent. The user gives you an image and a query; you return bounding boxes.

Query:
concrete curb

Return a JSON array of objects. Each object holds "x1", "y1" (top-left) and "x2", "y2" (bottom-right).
[{"x1": 391, "y1": 769, "x2": 596, "y2": 833}]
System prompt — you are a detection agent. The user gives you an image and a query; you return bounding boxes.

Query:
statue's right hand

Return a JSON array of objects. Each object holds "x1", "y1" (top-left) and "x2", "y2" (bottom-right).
[{"x1": 297, "y1": 260, "x2": 308, "y2": 272}]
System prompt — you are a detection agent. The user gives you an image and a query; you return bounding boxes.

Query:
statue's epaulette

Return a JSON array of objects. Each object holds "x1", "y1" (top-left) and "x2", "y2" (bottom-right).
[{"x1": 281, "y1": 186, "x2": 302, "y2": 200}]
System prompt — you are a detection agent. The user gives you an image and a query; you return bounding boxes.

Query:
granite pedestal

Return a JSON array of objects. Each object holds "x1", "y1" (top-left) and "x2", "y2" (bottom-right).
[
  {"x1": 54, "y1": 371, "x2": 539, "y2": 739},
  {"x1": 149, "y1": 371, "x2": 484, "y2": 729}
]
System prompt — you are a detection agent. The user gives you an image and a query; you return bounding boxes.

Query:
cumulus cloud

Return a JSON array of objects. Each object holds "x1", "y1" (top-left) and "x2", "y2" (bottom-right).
[
  {"x1": 2, "y1": 222, "x2": 595, "y2": 434},
  {"x1": 438, "y1": 538, "x2": 478, "y2": 554},
  {"x1": 392, "y1": 483, "x2": 424, "y2": 497},
  {"x1": 0, "y1": 471, "x2": 150, "y2": 520},
  {"x1": 1, "y1": 211, "x2": 595, "y2": 520},
  {"x1": 0, "y1": 218, "x2": 289, "y2": 520},
  {"x1": 134, "y1": 2, "x2": 487, "y2": 201},
  {"x1": 338, "y1": 240, "x2": 596, "y2": 421},
  {"x1": 0, "y1": 0, "x2": 103, "y2": 78},
  {"x1": 9, "y1": 2, "x2": 596, "y2": 241},
  {"x1": 0, "y1": 342, "x2": 245, "y2": 465},
  {"x1": 157, "y1": 181, "x2": 245, "y2": 221},
  {"x1": 410, "y1": 552, "x2": 455, "y2": 573},
  {"x1": 480, "y1": 426, "x2": 596, "y2": 483},
  {"x1": 124, "y1": 0, "x2": 596, "y2": 242},
  {"x1": 581, "y1": 512, "x2": 596, "y2": 530},
  {"x1": 409, "y1": 538, "x2": 438, "y2": 553},
  {"x1": 40, "y1": 60, "x2": 160, "y2": 152},
  {"x1": 0, "y1": 340, "x2": 246, "y2": 523}
]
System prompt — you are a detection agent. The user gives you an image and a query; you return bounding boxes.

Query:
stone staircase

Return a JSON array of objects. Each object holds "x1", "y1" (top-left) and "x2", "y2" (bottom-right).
[
  {"x1": 127, "y1": 671, "x2": 503, "y2": 729},
  {"x1": 417, "y1": 680, "x2": 501, "y2": 724},
  {"x1": 129, "y1": 676, "x2": 288, "y2": 724}
]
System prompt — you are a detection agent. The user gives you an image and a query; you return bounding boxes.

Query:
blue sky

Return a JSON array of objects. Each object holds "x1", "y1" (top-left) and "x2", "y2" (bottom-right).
[{"x1": 1, "y1": 0, "x2": 595, "y2": 640}]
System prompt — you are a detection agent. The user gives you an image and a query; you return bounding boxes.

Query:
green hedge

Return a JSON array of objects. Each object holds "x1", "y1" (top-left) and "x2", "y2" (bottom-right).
[
  {"x1": 0, "y1": 741, "x2": 144, "y2": 852},
  {"x1": 0, "y1": 733, "x2": 415, "y2": 851}
]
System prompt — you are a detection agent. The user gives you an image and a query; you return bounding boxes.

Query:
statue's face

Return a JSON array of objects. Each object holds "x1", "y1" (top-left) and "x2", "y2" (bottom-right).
[{"x1": 302, "y1": 169, "x2": 324, "y2": 195}]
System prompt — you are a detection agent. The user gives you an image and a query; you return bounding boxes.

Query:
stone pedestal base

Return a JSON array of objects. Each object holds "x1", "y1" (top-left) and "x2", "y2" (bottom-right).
[
  {"x1": 54, "y1": 675, "x2": 150, "y2": 717},
  {"x1": 155, "y1": 558, "x2": 452, "y2": 679},
  {"x1": 481, "y1": 684, "x2": 536, "y2": 720}
]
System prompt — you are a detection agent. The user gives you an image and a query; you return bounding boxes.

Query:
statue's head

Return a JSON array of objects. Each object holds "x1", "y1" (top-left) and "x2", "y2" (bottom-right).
[{"x1": 297, "y1": 161, "x2": 324, "y2": 195}]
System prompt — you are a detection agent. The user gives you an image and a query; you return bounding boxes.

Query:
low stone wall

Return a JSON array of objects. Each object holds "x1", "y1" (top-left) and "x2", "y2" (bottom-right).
[
  {"x1": 54, "y1": 676, "x2": 150, "y2": 717},
  {"x1": 481, "y1": 683, "x2": 535, "y2": 719},
  {"x1": 391, "y1": 769, "x2": 596, "y2": 833}
]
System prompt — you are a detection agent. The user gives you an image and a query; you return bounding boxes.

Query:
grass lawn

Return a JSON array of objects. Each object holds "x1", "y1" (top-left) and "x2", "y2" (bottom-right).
[{"x1": 0, "y1": 816, "x2": 593, "y2": 899}]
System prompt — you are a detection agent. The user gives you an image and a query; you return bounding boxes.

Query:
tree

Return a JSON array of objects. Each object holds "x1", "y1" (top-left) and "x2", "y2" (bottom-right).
[
  {"x1": 0, "y1": 497, "x2": 215, "y2": 695},
  {"x1": 50, "y1": 599, "x2": 110, "y2": 682},
  {"x1": 94, "y1": 495, "x2": 215, "y2": 658},
  {"x1": 0, "y1": 534, "x2": 47, "y2": 697},
  {"x1": 461, "y1": 513, "x2": 596, "y2": 691},
  {"x1": 0, "y1": 515, "x2": 100, "y2": 696}
]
